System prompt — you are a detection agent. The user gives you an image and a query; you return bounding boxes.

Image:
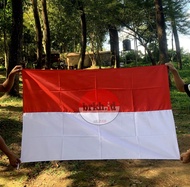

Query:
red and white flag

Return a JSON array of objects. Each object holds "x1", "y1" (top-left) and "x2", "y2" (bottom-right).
[{"x1": 21, "y1": 65, "x2": 180, "y2": 163}]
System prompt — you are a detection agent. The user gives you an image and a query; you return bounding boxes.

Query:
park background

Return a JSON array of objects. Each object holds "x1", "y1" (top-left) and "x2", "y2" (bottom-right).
[{"x1": 0, "y1": 0, "x2": 190, "y2": 186}]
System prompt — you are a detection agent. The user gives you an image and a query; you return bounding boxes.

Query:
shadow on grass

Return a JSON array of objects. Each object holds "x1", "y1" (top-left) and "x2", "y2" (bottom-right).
[
  {"x1": 0, "y1": 118, "x2": 22, "y2": 145},
  {"x1": 0, "y1": 105, "x2": 23, "y2": 112},
  {"x1": 59, "y1": 159, "x2": 167, "y2": 186},
  {"x1": 64, "y1": 160, "x2": 129, "y2": 186},
  {"x1": 22, "y1": 160, "x2": 133, "y2": 186}
]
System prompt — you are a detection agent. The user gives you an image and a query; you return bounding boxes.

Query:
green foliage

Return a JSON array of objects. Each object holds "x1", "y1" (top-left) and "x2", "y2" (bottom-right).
[
  {"x1": 0, "y1": 96, "x2": 22, "y2": 145},
  {"x1": 121, "y1": 50, "x2": 140, "y2": 64},
  {"x1": 181, "y1": 52, "x2": 190, "y2": 67},
  {"x1": 0, "y1": 0, "x2": 189, "y2": 68},
  {"x1": 0, "y1": 0, "x2": 12, "y2": 55},
  {"x1": 170, "y1": 65, "x2": 190, "y2": 115},
  {"x1": 171, "y1": 83, "x2": 190, "y2": 134},
  {"x1": 119, "y1": 0, "x2": 157, "y2": 50},
  {"x1": 164, "y1": 0, "x2": 190, "y2": 35},
  {"x1": 47, "y1": 0, "x2": 82, "y2": 52}
]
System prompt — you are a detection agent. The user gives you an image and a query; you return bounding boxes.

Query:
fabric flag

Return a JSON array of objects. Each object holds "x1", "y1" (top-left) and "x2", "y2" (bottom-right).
[{"x1": 21, "y1": 65, "x2": 180, "y2": 163}]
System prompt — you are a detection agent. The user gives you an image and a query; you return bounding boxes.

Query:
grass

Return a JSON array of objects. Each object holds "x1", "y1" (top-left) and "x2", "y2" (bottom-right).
[
  {"x1": 169, "y1": 65, "x2": 190, "y2": 135},
  {"x1": 1, "y1": 65, "x2": 190, "y2": 186}
]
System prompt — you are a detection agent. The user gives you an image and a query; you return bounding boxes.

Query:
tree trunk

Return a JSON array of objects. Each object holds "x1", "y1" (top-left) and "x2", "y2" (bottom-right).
[
  {"x1": 8, "y1": 0, "x2": 23, "y2": 96},
  {"x1": 2, "y1": 1, "x2": 8, "y2": 69},
  {"x1": 109, "y1": 26, "x2": 120, "y2": 68},
  {"x1": 31, "y1": 0, "x2": 43, "y2": 69},
  {"x1": 41, "y1": 0, "x2": 51, "y2": 69},
  {"x1": 172, "y1": 19, "x2": 182, "y2": 69},
  {"x1": 167, "y1": 0, "x2": 182, "y2": 69},
  {"x1": 3, "y1": 24, "x2": 9, "y2": 70},
  {"x1": 154, "y1": 0, "x2": 169, "y2": 64},
  {"x1": 78, "y1": 2, "x2": 86, "y2": 69}
]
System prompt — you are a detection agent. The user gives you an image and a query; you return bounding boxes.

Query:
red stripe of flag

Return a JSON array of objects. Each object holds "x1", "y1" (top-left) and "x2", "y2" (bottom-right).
[{"x1": 22, "y1": 65, "x2": 171, "y2": 113}]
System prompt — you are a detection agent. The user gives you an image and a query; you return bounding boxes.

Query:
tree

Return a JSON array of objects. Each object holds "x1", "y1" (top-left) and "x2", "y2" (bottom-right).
[
  {"x1": 69, "y1": 0, "x2": 87, "y2": 69},
  {"x1": 0, "y1": 0, "x2": 10, "y2": 69},
  {"x1": 118, "y1": 0, "x2": 158, "y2": 65},
  {"x1": 165, "y1": 0, "x2": 190, "y2": 69},
  {"x1": 109, "y1": 26, "x2": 120, "y2": 67},
  {"x1": 87, "y1": 0, "x2": 121, "y2": 67},
  {"x1": 8, "y1": 0, "x2": 23, "y2": 96},
  {"x1": 31, "y1": 0, "x2": 43, "y2": 69},
  {"x1": 48, "y1": 0, "x2": 81, "y2": 53},
  {"x1": 41, "y1": 0, "x2": 51, "y2": 68},
  {"x1": 154, "y1": 0, "x2": 168, "y2": 64},
  {"x1": 170, "y1": 15, "x2": 182, "y2": 68},
  {"x1": 77, "y1": 0, "x2": 86, "y2": 69},
  {"x1": 84, "y1": 0, "x2": 118, "y2": 67}
]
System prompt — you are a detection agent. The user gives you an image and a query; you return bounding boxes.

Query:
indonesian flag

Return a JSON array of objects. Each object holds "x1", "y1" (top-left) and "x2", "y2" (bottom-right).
[{"x1": 21, "y1": 65, "x2": 180, "y2": 163}]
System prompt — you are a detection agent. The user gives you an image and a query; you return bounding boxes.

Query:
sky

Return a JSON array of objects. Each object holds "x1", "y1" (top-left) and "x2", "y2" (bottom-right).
[{"x1": 178, "y1": 34, "x2": 190, "y2": 52}]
